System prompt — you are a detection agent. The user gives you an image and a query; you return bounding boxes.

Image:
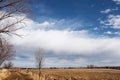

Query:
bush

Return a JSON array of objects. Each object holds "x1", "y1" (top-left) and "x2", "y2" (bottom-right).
[{"x1": 3, "y1": 62, "x2": 13, "y2": 69}]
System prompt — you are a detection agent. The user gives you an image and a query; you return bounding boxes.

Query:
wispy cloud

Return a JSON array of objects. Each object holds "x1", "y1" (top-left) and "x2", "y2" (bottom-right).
[
  {"x1": 20, "y1": 17, "x2": 83, "y2": 31},
  {"x1": 104, "y1": 31, "x2": 113, "y2": 34},
  {"x1": 100, "y1": 15, "x2": 120, "y2": 29},
  {"x1": 105, "y1": 31, "x2": 120, "y2": 35},
  {"x1": 100, "y1": 8, "x2": 118, "y2": 14},
  {"x1": 113, "y1": 0, "x2": 120, "y2": 4}
]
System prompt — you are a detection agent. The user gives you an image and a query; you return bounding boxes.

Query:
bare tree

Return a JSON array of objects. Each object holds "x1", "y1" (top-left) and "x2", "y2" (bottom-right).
[
  {"x1": 35, "y1": 48, "x2": 45, "y2": 79},
  {"x1": 0, "y1": 38, "x2": 15, "y2": 66},
  {"x1": 0, "y1": 0, "x2": 29, "y2": 66}
]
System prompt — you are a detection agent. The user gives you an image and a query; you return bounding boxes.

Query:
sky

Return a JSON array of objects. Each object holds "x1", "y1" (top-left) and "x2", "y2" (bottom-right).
[{"x1": 7, "y1": 0, "x2": 120, "y2": 68}]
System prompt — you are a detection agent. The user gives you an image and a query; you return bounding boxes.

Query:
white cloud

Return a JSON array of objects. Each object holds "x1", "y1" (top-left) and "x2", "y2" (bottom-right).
[
  {"x1": 11, "y1": 28, "x2": 120, "y2": 57},
  {"x1": 36, "y1": 21, "x2": 55, "y2": 28},
  {"x1": 104, "y1": 31, "x2": 120, "y2": 35},
  {"x1": 101, "y1": 9, "x2": 111, "y2": 14},
  {"x1": 104, "y1": 31, "x2": 112, "y2": 34},
  {"x1": 114, "y1": 31, "x2": 120, "y2": 35},
  {"x1": 100, "y1": 8, "x2": 118, "y2": 14},
  {"x1": 7, "y1": 15, "x2": 120, "y2": 67},
  {"x1": 93, "y1": 27, "x2": 99, "y2": 30},
  {"x1": 100, "y1": 15, "x2": 120, "y2": 29},
  {"x1": 113, "y1": 0, "x2": 120, "y2": 4},
  {"x1": 20, "y1": 18, "x2": 83, "y2": 31}
]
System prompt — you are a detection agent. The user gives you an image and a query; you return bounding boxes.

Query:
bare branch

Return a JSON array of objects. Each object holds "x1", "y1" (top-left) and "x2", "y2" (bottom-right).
[
  {"x1": 0, "y1": 18, "x2": 25, "y2": 34},
  {"x1": 0, "y1": 0, "x2": 21, "y2": 10},
  {"x1": 0, "y1": 38, "x2": 15, "y2": 66},
  {"x1": 0, "y1": 0, "x2": 29, "y2": 36}
]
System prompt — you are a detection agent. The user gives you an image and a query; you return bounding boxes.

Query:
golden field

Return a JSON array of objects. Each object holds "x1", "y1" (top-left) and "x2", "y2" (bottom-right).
[{"x1": 0, "y1": 68, "x2": 120, "y2": 80}]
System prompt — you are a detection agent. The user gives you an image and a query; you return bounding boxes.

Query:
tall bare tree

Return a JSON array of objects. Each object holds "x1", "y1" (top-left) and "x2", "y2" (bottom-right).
[
  {"x1": 0, "y1": 0, "x2": 29, "y2": 66},
  {"x1": 35, "y1": 48, "x2": 45, "y2": 79}
]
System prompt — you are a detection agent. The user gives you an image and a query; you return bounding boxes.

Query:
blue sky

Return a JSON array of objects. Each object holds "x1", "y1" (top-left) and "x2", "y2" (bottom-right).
[
  {"x1": 28, "y1": 0, "x2": 120, "y2": 37},
  {"x1": 7, "y1": 0, "x2": 120, "y2": 67}
]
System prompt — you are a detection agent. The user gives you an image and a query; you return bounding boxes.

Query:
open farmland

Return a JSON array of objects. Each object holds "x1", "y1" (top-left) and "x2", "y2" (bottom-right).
[{"x1": 0, "y1": 69, "x2": 120, "y2": 80}]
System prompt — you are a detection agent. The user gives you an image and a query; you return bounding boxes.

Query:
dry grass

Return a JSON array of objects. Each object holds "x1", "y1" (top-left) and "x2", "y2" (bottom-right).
[
  {"x1": 0, "y1": 69, "x2": 120, "y2": 80},
  {"x1": 42, "y1": 69, "x2": 120, "y2": 80},
  {"x1": 0, "y1": 69, "x2": 33, "y2": 80}
]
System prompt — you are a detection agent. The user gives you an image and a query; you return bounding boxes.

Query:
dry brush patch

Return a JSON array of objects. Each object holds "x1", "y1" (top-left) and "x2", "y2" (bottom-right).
[{"x1": 0, "y1": 69, "x2": 33, "y2": 80}]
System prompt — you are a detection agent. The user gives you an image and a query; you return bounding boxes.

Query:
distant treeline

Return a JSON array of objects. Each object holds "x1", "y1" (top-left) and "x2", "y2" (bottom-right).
[
  {"x1": 3, "y1": 66, "x2": 120, "y2": 70},
  {"x1": 49, "y1": 66, "x2": 120, "y2": 70}
]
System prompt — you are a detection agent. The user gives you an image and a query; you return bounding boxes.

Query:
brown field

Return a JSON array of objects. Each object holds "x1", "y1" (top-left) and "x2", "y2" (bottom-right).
[{"x1": 0, "y1": 68, "x2": 120, "y2": 80}]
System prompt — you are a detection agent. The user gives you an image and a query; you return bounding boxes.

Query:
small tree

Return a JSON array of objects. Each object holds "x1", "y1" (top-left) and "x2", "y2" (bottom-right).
[
  {"x1": 87, "y1": 64, "x2": 95, "y2": 69},
  {"x1": 35, "y1": 48, "x2": 45, "y2": 79},
  {"x1": 3, "y1": 61, "x2": 13, "y2": 69}
]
